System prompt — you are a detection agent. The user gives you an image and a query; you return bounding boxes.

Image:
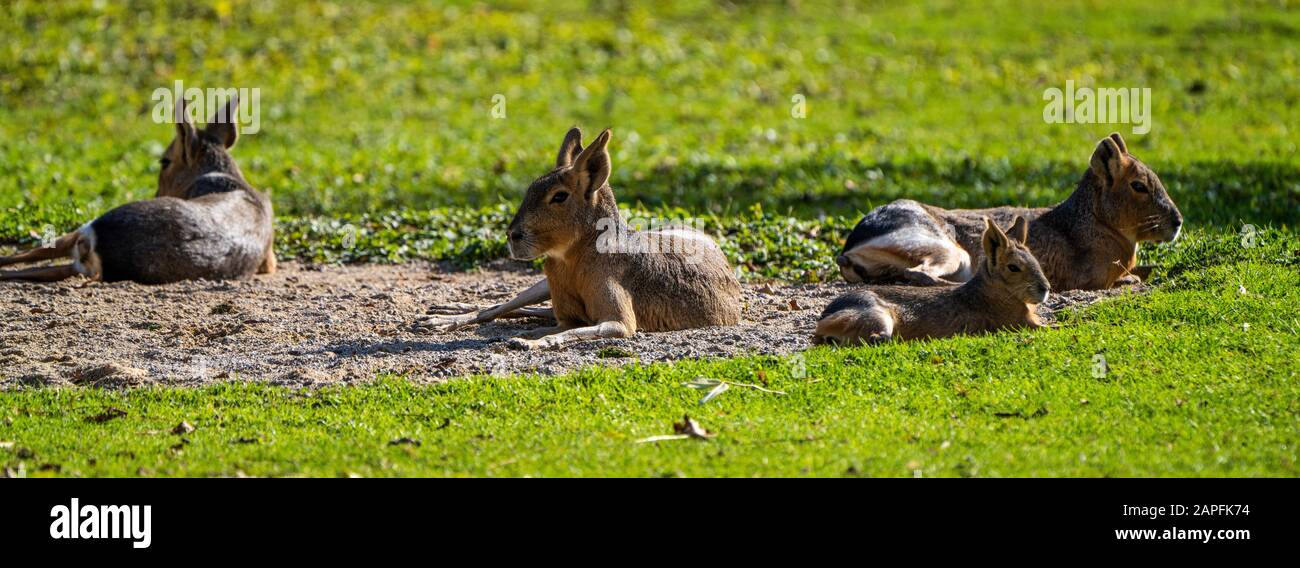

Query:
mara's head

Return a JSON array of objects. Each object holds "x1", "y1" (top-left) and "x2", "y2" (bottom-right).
[
  {"x1": 506, "y1": 127, "x2": 616, "y2": 261},
  {"x1": 980, "y1": 216, "x2": 1049, "y2": 305},
  {"x1": 1087, "y1": 132, "x2": 1182, "y2": 243},
  {"x1": 157, "y1": 97, "x2": 244, "y2": 198}
]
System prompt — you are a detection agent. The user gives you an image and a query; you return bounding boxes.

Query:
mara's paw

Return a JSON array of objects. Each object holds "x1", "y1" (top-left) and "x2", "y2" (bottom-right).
[
  {"x1": 1113, "y1": 274, "x2": 1143, "y2": 287},
  {"x1": 506, "y1": 335, "x2": 563, "y2": 351},
  {"x1": 424, "y1": 302, "x2": 480, "y2": 315},
  {"x1": 411, "y1": 313, "x2": 475, "y2": 332},
  {"x1": 506, "y1": 337, "x2": 543, "y2": 351}
]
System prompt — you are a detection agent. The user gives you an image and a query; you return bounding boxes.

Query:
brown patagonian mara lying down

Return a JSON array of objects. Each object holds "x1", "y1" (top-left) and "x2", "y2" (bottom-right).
[
  {"x1": 815, "y1": 217, "x2": 1049, "y2": 345},
  {"x1": 836, "y1": 133, "x2": 1182, "y2": 291},
  {"x1": 417, "y1": 127, "x2": 742, "y2": 349},
  {"x1": 0, "y1": 97, "x2": 275, "y2": 284}
]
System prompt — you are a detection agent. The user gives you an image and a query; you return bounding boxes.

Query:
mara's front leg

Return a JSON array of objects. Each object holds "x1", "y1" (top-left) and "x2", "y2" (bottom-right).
[
  {"x1": 507, "y1": 285, "x2": 635, "y2": 350},
  {"x1": 515, "y1": 320, "x2": 576, "y2": 340},
  {"x1": 506, "y1": 320, "x2": 634, "y2": 350},
  {"x1": 1112, "y1": 264, "x2": 1153, "y2": 287},
  {"x1": 415, "y1": 278, "x2": 552, "y2": 331}
]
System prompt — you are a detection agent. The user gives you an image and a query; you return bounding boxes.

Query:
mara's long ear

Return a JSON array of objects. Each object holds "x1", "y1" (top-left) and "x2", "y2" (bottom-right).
[
  {"x1": 556, "y1": 127, "x2": 583, "y2": 169},
  {"x1": 204, "y1": 95, "x2": 240, "y2": 149},
  {"x1": 1108, "y1": 132, "x2": 1128, "y2": 155},
  {"x1": 981, "y1": 217, "x2": 1009, "y2": 266},
  {"x1": 1009, "y1": 215, "x2": 1029, "y2": 244},
  {"x1": 572, "y1": 128, "x2": 611, "y2": 201},
  {"x1": 174, "y1": 98, "x2": 200, "y2": 165},
  {"x1": 1089, "y1": 135, "x2": 1128, "y2": 188}
]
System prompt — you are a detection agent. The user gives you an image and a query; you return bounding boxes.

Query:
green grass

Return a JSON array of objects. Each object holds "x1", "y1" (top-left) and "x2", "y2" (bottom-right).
[
  {"x1": 2, "y1": 0, "x2": 1297, "y2": 233},
  {"x1": 2, "y1": 0, "x2": 1298, "y2": 476},
  {"x1": 3, "y1": 229, "x2": 1297, "y2": 477},
  {"x1": 2, "y1": 0, "x2": 1296, "y2": 278}
]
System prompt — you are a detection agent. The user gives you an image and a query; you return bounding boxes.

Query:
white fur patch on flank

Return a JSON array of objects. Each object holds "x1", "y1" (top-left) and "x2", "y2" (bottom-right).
[
  {"x1": 843, "y1": 227, "x2": 972, "y2": 281},
  {"x1": 70, "y1": 223, "x2": 102, "y2": 279},
  {"x1": 646, "y1": 229, "x2": 718, "y2": 248}
]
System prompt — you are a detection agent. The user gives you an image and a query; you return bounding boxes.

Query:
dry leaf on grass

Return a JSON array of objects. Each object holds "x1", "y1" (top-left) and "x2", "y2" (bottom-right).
[{"x1": 171, "y1": 421, "x2": 196, "y2": 435}]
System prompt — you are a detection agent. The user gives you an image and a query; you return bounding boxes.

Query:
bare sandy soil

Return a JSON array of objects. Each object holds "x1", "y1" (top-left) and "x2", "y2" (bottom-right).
[{"x1": 0, "y1": 261, "x2": 1135, "y2": 388}]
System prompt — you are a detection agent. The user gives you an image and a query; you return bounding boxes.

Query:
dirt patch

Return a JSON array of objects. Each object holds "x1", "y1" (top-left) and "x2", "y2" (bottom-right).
[{"x1": 0, "y1": 261, "x2": 1138, "y2": 388}]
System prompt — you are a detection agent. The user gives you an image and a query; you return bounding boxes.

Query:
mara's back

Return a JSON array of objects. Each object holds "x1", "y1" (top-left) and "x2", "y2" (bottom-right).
[
  {"x1": 932, "y1": 205, "x2": 1051, "y2": 257},
  {"x1": 92, "y1": 180, "x2": 273, "y2": 283},
  {"x1": 619, "y1": 231, "x2": 742, "y2": 331}
]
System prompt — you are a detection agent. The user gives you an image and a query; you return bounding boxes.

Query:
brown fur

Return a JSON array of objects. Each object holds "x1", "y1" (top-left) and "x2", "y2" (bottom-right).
[
  {"x1": 838, "y1": 133, "x2": 1182, "y2": 290},
  {"x1": 418, "y1": 128, "x2": 742, "y2": 349},
  {"x1": 816, "y1": 217, "x2": 1048, "y2": 344},
  {"x1": 0, "y1": 97, "x2": 275, "y2": 283}
]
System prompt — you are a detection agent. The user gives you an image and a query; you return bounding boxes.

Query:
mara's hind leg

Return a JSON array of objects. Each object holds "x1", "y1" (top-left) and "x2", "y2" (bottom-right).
[
  {"x1": 0, "y1": 264, "x2": 80, "y2": 282},
  {"x1": 901, "y1": 258, "x2": 967, "y2": 286},
  {"x1": 839, "y1": 239, "x2": 969, "y2": 286},
  {"x1": 812, "y1": 304, "x2": 895, "y2": 346},
  {"x1": 0, "y1": 232, "x2": 79, "y2": 267},
  {"x1": 839, "y1": 201, "x2": 971, "y2": 285}
]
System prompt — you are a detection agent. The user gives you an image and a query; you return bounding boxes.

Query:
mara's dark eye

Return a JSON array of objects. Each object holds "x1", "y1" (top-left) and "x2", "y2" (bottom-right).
[
  {"x1": 550, "y1": 191, "x2": 569, "y2": 204},
  {"x1": 1130, "y1": 180, "x2": 1149, "y2": 193},
  {"x1": 1007, "y1": 264, "x2": 1022, "y2": 272},
  {"x1": 159, "y1": 157, "x2": 171, "y2": 168}
]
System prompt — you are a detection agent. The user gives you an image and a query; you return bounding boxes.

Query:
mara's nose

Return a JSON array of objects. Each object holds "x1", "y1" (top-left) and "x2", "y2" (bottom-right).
[
  {"x1": 508, "y1": 228, "x2": 524, "y2": 242},
  {"x1": 835, "y1": 254, "x2": 851, "y2": 268}
]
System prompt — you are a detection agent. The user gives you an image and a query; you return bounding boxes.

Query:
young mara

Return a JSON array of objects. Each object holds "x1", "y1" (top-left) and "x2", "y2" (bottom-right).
[{"x1": 815, "y1": 217, "x2": 1048, "y2": 345}]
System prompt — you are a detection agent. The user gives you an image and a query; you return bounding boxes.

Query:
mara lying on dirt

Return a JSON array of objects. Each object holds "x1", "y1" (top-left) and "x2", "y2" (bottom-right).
[
  {"x1": 0, "y1": 97, "x2": 275, "y2": 284},
  {"x1": 416, "y1": 127, "x2": 742, "y2": 350}
]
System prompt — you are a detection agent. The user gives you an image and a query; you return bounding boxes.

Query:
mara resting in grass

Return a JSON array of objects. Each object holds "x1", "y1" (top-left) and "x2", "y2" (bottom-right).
[
  {"x1": 815, "y1": 216, "x2": 1049, "y2": 345},
  {"x1": 0, "y1": 97, "x2": 275, "y2": 284},
  {"x1": 836, "y1": 132, "x2": 1182, "y2": 291},
  {"x1": 417, "y1": 127, "x2": 742, "y2": 349}
]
